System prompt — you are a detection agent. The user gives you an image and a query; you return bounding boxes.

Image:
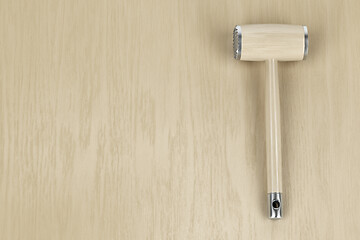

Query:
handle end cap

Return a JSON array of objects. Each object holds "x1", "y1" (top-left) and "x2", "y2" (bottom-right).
[{"x1": 268, "y1": 192, "x2": 282, "y2": 219}]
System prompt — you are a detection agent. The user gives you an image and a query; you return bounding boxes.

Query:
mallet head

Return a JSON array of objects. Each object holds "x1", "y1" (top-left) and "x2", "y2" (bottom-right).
[{"x1": 233, "y1": 24, "x2": 308, "y2": 61}]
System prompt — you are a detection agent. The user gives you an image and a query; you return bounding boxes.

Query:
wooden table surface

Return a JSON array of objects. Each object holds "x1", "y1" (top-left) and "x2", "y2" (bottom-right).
[{"x1": 1, "y1": 0, "x2": 360, "y2": 239}]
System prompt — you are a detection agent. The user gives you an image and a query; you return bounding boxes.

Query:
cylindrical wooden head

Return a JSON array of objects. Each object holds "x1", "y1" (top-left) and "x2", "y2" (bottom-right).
[{"x1": 233, "y1": 24, "x2": 308, "y2": 61}]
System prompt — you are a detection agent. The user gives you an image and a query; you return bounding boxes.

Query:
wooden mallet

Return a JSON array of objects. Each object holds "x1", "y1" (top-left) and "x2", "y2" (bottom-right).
[{"x1": 233, "y1": 24, "x2": 308, "y2": 219}]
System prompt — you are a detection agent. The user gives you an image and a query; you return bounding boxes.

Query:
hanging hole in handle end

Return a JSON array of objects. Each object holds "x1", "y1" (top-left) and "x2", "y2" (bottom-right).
[{"x1": 272, "y1": 200, "x2": 280, "y2": 209}]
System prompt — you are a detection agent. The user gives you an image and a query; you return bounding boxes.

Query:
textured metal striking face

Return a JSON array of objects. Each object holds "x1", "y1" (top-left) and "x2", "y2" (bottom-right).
[{"x1": 233, "y1": 25, "x2": 242, "y2": 60}]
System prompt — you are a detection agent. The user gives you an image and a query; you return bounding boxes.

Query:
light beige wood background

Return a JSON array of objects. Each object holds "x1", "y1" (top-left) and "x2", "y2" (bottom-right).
[{"x1": 1, "y1": 0, "x2": 360, "y2": 239}]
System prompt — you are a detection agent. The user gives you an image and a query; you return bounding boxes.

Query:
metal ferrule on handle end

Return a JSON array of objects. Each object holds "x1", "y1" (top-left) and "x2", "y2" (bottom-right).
[{"x1": 268, "y1": 192, "x2": 282, "y2": 219}]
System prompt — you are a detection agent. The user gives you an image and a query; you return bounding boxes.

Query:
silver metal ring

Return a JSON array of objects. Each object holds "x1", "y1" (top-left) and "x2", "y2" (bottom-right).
[
  {"x1": 303, "y1": 26, "x2": 308, "y2": 60},
  {"x1": 268, "y1": 192, "x2": 282, "y2": 219},
  {"x1": 233, "y1": 25, "x2": 242, "y2": 60}
]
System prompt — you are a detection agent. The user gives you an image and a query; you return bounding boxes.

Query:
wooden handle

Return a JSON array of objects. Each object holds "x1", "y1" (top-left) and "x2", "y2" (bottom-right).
[{"x1": 265, "y1": 59, "x2": 282, "y2": 193}]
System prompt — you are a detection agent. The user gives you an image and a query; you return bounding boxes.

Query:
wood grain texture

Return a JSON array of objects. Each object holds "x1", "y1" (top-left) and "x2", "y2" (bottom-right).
[
  {"x1": 241, "y1": 24, "x2": 305, "y2": 61},
  {"x1": 1, "y1": 0, "x2": 360, "y2": 239},
  {"x1": 266, "y1": 60, "x2": 282, "y2": 193}
]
